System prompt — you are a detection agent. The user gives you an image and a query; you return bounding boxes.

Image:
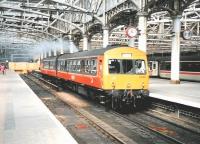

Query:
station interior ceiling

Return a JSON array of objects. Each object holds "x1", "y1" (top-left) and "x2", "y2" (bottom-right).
[{"x1": 0, "y1": 0, "x2": 200, "y2": 61}]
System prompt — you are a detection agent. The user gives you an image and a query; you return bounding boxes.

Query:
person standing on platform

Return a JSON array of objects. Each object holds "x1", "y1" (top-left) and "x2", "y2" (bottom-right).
[
  {"x1": 0, "y1": 64, "x2": 2, "y2": 75},
  {"x1": 0, "y1": 64, "x2": 6, "y2": 75}
]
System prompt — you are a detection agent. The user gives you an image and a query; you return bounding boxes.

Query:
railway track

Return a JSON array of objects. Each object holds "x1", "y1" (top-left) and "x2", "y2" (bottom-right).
[
  {"x1": 109, "y1": 111, "x2": 200, "y2": 144},
  {"x1": 144, "y1": 109, "x2": 200, "y2": 134},
  {"x1": 22, "y1": 73, "x2": 200, "y2": 144},
  {"x1": 22, "y1": 74, "x2": 137, "y2": 144},
  {"x1": 111, "y1": 112, "x2": 183, "y2": 144},
  {"x1": 150, "y1": 98, "x2": 200, "y2": 120}
]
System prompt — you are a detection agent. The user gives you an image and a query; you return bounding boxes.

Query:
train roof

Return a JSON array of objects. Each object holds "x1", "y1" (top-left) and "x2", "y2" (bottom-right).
[
  {"x1": 42, "y1": 56, "x2": 57, "y2": 61},
  {"x1": 57, "y1": 46, "x2": 129, "y2": 60},
  {"x1": 42, "y1": 47, "x2": 117, "y2": 61}
]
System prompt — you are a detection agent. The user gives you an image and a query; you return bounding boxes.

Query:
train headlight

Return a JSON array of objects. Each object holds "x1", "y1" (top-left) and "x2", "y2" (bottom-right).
[
  {"x1": 112, "y1": 82, "x2": 116, "y2": 89},
  {"x1": 127, "y1": 83, "x2": 131, "y2": 89},
  {"x1": 142, "y1": 82, "x2": 145, "y2": 89}
]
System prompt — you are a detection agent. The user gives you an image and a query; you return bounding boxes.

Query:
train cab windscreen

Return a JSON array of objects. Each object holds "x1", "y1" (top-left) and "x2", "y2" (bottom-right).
[
  {"x1": 108, "y1": 59, "x2": 146, "y2": 74},
  {"x1": 108, "y1": 59, "x2": 121, "y2": 73}
]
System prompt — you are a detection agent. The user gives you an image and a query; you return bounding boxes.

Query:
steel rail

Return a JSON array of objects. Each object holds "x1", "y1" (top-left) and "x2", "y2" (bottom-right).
[
  {"x1": 25, "y1": 73, "x2": 138, "y2": 144},
  {"x1": 110, "y1": 111, "x2": 185, "y2": 144}
]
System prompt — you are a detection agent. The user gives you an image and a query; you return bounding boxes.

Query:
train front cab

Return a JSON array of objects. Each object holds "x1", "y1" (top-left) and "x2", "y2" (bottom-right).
[{"x1": 102, "y1": 47, "x2": 149, "y2": 109}]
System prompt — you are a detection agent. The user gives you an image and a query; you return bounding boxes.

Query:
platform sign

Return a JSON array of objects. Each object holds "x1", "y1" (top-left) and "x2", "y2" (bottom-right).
[
  {"x1": 182, "y1": 30, "x2": 192, "y2": 40},
  {"x1": 125, "y1": 27, "x2": 138, "y2": 38}
]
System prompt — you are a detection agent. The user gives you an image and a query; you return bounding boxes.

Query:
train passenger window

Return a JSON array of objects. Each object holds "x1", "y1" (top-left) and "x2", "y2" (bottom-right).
[
  {"x1": 65, "y1": 60, "x2": 69, "y2": 71},
  {"x1": 71, "y1": 60, "x2": 76, "y2": 72},
  {"x1": 60, "y1": 60, "x2": 65, "y2": 71},
  {"x1": 80, "y1": 60, "x2": 85, "y2": 73},
  {"x1": 69, "y1": 60, "x2": 73, "y2": 72},
  {"x1": 73, "y1": 60, "x2": 76, "y2": 72},
  {"x1": 49, "y1": 61, "x2": 55, "y2": 69},
  {"x1": 153, "y1": 63, "x2": 156, "y2": 69},
  {"x1": 180, "y1": 62, "x2": 187, "y2": 71},
  {"x1": 64, "y1": 58, "x2": 97, "y2": 75},
  {"x1": 76, "y1": 60, "x2": 81, "y2": 72},
  {"x1": 65, "y1": 60, "x2": 68, "y2": 71},
  {"x1": 43, "y1": 61, "x2": 49, "y2": 69},
  {"x1": 165, "y1": 62, "x2": 171, "y2": 70},
  {"x1": 149, "y1": 62, "x2": 152, "y2": 70},
  {"x1": 91, "y1": 59, "x2": 97, "y2": 75},
  {"x1": 108, "y1": 59, "x2": 120, "y2": 74},
  {"x1": 85, "y1": 60, "x2": 90, "y2": 73},
  {"x1": 72, "y1": 60, "x2": 77, "y2": 72},
  {"x1": 193, "y1": 63, "x2": 200, "y2": 72},
  {"x1": 68, "y1": 60, "x2": 72, "y2": 72},
  {"x1": 181, "y1": 62, "x2": 200, "y2": 72},
  {"x1": 160, "y1": 62, "x2": 170, "y2": 70},
  {"x1": 57, "y1": 61, "x2": 61, "y2": 70}
]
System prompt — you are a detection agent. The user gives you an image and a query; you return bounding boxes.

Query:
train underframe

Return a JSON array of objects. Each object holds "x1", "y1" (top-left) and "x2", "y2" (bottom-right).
[
  {"x1": 108, "y1": 89, "x2": 149, "y2": 111},
  {"x1": 41, "y1": 73, "x2": 149, "y2": 112}
]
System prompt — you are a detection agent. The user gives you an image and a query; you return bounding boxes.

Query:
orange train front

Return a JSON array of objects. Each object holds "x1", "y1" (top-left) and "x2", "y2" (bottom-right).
[{"x1": 40, "y1": 46, "x2": 149, "y2": 111}]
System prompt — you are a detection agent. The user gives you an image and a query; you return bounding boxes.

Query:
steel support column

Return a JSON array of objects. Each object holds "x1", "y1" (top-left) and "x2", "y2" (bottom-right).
[
  {"x1": 102, "y1": 0, "x2": 109, "y2": 48},
  {"x1": 48, "y1": 49, "x2": 52, "y2": 57},
  {"x1": 40, "y1": 52, "x2": 43, "y2": 60},
  {"x1": 88, "y1": 40, "x2": 91, "y2": 50},
  {"x1": 60, "y1": 47, "x2": 64, "y2": 54},
  {"x1": 59, "y1": 39, "x2": 64, "y2": 54},
  {"x1": 44, "y1": 50, "x2": 47, "y2": 58},
  {"x1": 138, "y1": 12, "x2": 147, "y2": 52},
  {"x1": 171, "y1": 15, "x2": 181, "y2": 84},
  {"x1": 103, "y1": 26, "x2": 109, "y2": 48},
  {"x1": 83, "y1": 34, "x2": 88, "y2": 51},
  {"x1": 53, "y1": 44, "x2": 57, "y2": 56}
]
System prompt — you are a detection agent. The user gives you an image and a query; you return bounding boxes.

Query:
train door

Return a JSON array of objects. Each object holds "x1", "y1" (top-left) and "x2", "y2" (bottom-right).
[{"x1": 149, "y1": 61, "x2": 159, "y2": 76}]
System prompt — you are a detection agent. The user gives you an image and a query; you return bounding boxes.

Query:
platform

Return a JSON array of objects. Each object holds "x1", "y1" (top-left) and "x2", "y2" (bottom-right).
[
  {"x1": 0, "y1": 70, "x2": 78, "y2": 144},
  {"x1": 150, "y1": 78, "x2": 200, "y2": 109}
]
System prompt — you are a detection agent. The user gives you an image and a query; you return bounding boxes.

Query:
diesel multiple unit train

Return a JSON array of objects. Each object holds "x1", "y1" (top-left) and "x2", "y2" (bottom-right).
[
  {"x1": 40, "y1": 46, "x2": 149, "y2": 110},
  {"x1": 148, "y1": 55, "x2": 200, "y2": 82}
]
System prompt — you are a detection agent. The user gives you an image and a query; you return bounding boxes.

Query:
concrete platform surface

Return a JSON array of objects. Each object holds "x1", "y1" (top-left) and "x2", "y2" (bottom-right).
[
  {"x1": 150, "y1": 78, "x2": 200, "y2": 109},
  {"x1": 0, "y1": 70, "x2": 78, "y2": 144}
]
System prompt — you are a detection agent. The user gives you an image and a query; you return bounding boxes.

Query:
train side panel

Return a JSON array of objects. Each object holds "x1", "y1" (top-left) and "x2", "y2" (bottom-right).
[
  {"x1": 160, "y1": 70, "x2": 200, "y2": 81},
  {"x1": 56, "y1": 56, "x2": 104, "y2": 89},
  {"x1": 180, "y1": 71, "x2": 200, "y2": 81},
  {"x1": 41, "y1": 69, "x2": 57, "y2": 77},
  {"x1": 57, "y1": 71, "x2": 70, "y2": 81}
]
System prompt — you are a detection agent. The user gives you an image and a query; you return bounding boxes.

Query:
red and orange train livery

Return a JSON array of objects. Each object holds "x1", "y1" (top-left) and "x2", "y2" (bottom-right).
[{"x1": 40, "y1": 46, "x2": 149, "y2": 110}]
